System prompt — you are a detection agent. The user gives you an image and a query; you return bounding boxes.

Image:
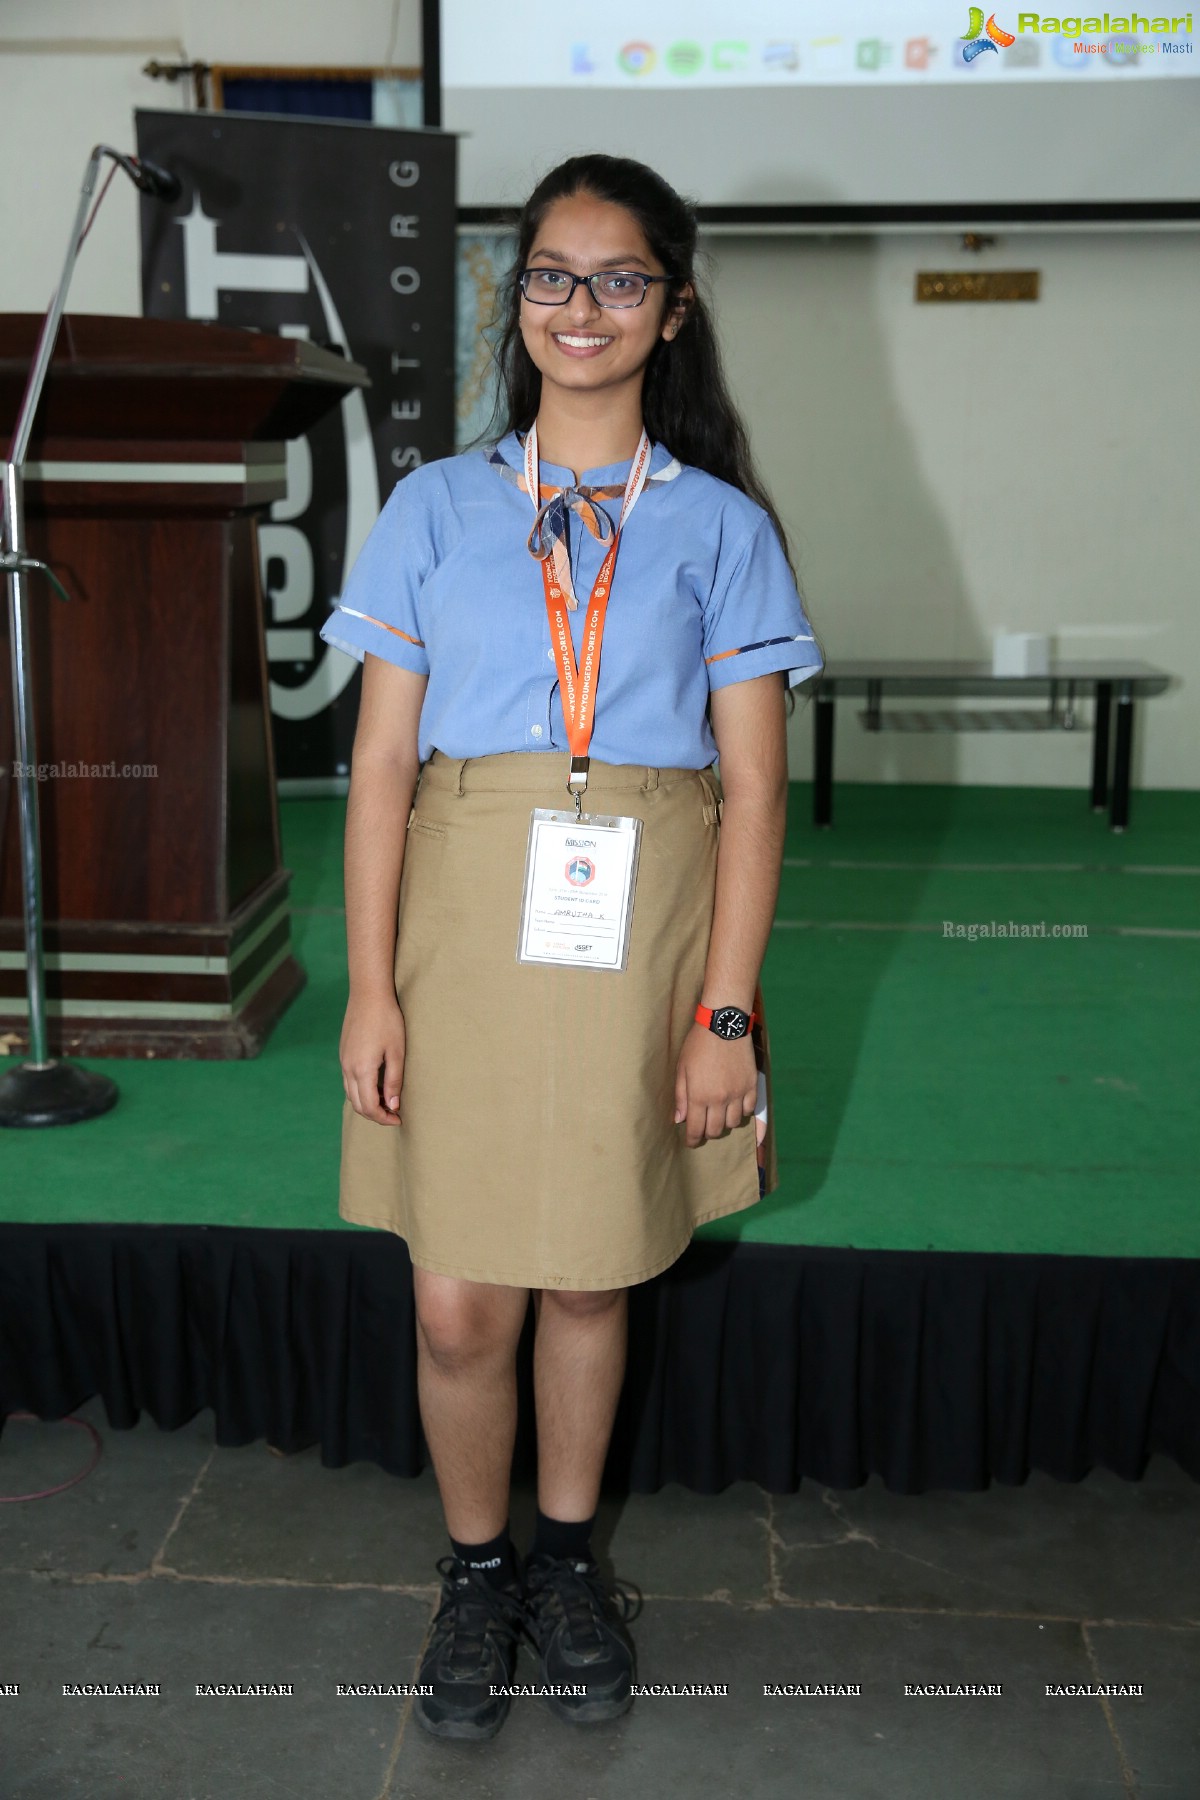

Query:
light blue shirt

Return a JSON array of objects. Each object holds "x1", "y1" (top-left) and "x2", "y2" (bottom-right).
[{"x1": 318, "y1": 428, "x2": 823, "y2": 768}]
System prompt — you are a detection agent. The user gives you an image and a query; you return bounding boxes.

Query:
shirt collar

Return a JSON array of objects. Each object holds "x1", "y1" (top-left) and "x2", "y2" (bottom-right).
[{"x1": 489, "y1": 427, "x2": 678, "y2": 489}]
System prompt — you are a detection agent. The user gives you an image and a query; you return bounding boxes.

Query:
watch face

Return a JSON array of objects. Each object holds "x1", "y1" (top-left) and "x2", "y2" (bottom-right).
[{"x1": 712, "y1": 1006, "x2": 749, "y2": 1040}]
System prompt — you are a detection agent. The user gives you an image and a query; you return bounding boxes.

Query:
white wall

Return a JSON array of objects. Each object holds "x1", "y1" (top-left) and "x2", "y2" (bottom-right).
[
  {"x1": 710, "y1": 230, "x2": 1199, "y2": 788},
  {"x1": 0, "y1": 0, "x2": 420, "y2": 313},
  {"x1": 1, "y1": 1, "x2": 1195, "y2": 790}
]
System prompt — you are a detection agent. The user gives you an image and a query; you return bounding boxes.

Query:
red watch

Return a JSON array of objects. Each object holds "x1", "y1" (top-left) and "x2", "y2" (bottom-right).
[{"x1": 695, "y1": 1002, "x2": 757, "y2": 1041}]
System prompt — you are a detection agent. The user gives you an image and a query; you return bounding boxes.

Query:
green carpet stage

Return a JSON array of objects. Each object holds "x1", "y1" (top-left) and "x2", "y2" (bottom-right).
[{"x1": 3, "y1": 783, "x2": 1198, "y2": 1490}]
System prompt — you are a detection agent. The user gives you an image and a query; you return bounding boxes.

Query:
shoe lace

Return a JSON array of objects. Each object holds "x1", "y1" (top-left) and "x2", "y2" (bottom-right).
[
  {"x1": 428, "y1": 1554, "x2": 527, "y2": 1674},
  {"x1": 526, "y1": 1555, "x2": 643, "y2": 1653}
]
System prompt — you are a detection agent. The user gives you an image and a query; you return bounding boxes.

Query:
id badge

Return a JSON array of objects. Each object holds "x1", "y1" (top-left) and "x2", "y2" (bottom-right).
[{"x1": 516, "y1": 809, "x2": 642, "y2": 971}]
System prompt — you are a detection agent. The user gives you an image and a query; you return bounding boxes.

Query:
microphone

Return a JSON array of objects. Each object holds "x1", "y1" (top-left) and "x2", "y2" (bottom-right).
[{"x1": 130, "y1": 157, "x2": 181, "y2": 202}]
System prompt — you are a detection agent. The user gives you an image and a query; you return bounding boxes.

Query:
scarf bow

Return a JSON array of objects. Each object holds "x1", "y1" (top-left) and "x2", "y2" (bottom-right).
[
  {"x1": 522, "y1": 479, "x2": 627, "y2": 611},
  {"x1": 484, "y1": 437, "x2": 685, "y2": 612},
  {"x1": 524, "y1": 483, "x2": 620, "y2": 563}
]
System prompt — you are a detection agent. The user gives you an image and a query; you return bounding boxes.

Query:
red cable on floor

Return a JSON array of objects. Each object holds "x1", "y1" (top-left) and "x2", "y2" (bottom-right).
[{"x1": 0, "y1": 1412, "x2": 104, "y2": 1501}]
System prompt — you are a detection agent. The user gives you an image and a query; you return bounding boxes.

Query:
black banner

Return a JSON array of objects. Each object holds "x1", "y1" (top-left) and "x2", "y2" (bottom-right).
[{"x1": 136, "y1": 108, "x2": 457, "y2": 784}]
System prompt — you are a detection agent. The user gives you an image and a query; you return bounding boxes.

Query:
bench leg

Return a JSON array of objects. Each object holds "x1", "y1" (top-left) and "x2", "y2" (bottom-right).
[
  {"x1": 1091, "y1": 680, "x2": 1112, "y2": 810},
  {"x1": 813, "y1": 683, "x2": 835, "y2": 829},
  {"x1": 1110, "y1": 684, "x2": 1135, "y2": 833}
]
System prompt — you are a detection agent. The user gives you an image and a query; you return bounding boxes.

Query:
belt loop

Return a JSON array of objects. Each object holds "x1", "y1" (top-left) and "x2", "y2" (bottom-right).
[
  {"x1": 641, "y1": 766, "x2": 660, "y2": 792},
  {"x1": 699, "y1": 765, "x2": 722, "y2": 824},
  {"x1": 455, "y1": 757, "x2": 467, "y2": 797}
]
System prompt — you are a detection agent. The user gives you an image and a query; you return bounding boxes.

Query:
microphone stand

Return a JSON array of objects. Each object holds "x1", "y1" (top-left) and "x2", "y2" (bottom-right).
[{"x1": 0, "y1": 145, "x2": 177, "y2": 1127}]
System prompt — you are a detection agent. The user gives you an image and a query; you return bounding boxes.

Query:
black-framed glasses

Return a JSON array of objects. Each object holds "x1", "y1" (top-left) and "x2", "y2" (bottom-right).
[{"x1": 518, "y1": 267, "x2": 674, "y2": 309}]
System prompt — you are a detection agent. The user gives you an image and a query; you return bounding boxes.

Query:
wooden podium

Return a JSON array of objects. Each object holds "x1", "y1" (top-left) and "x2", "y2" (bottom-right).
[{"x1": 0, "y1": 315, "x2": 367, "y2": 1058}]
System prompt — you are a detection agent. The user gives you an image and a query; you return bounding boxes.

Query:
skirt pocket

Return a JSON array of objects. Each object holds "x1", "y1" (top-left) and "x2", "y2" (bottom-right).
[{"x1": 395, "y1": 811, "x2": 448, "y2": 975}]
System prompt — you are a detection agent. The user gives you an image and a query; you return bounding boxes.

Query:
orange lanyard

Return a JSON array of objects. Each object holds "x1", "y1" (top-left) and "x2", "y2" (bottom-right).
[{"x1": 523, "y1": 421, "x2": 652, "y2": 812}]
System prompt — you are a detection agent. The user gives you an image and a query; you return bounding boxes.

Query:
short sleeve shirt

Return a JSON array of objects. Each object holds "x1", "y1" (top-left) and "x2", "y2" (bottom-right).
[{"x1": 318, "y1": 428, "x2": 823, "y2": 769}]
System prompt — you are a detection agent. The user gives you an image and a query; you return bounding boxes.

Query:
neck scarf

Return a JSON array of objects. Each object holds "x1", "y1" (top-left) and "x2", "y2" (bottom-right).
[{"x1": 486, "y1": 430, "x2": 682, "y2": 610}]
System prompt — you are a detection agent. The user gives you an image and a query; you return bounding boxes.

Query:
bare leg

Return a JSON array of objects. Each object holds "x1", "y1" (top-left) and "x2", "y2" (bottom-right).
[
  {"x1": 531, "y1": 1287, "x2": 628, "y2": 1520},
  {"x1": 412, "y1": 1267, "x2": 530, "y2": 1543}
]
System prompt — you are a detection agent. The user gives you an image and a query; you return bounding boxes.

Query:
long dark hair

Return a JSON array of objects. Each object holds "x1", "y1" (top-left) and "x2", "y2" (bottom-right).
[{"x1": 469, "y1": 152, "x2": 819, "y2": 665}]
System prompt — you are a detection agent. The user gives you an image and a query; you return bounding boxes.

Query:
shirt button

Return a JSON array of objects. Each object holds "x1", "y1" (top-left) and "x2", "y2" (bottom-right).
[
  {"x1": 547, "y1": 648, "x2": 555, "y2": 660},
  {"x1": 530, "y1": 724, "x2": 543, "y2": 738}
]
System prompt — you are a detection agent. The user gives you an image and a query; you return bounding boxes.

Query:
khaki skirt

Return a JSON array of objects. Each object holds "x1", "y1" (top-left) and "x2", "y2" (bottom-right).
[{"x1": 336, "y1": 748, "x2": 779, "y2": 1290}]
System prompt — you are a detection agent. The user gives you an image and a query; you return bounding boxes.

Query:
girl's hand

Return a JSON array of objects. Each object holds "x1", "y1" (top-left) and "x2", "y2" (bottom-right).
[
  {"x1": 673, "y1": 1023, "x2": 757, "y2": 1149},
  {"x1": 340, "y1": 995, "x2": 407, "y2": 1125}
]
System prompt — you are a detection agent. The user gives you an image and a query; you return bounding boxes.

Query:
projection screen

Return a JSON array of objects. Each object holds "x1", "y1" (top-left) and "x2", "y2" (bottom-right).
[{"x1": 436, "y1": 1, "x2": 1200, "y2": 227}]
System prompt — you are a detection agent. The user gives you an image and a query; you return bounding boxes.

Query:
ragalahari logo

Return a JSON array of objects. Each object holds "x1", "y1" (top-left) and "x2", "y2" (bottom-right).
[{"x1": 961, "y1": 6, "x2": 1018, "y2": 57}]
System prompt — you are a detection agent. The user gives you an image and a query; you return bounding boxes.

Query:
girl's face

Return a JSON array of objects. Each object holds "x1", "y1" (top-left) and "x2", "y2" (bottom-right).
[{"x1": 518, "y1": 193, "x2": 691, "y2": 406}]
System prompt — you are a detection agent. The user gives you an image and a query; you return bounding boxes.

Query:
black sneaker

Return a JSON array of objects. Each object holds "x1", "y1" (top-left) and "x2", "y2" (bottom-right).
[
  {"x1": 412, "y1": 1553, "x2": 528, "y2": 1741},
  {"x1": 521, "y1": 1551, "x2": 642, "y2": 1723}
]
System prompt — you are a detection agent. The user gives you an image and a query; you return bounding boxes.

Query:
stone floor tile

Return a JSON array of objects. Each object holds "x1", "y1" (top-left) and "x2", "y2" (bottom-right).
[
  {"x1": 1085, "y1": 1621, "x2": 1200, "y2": 1796},
  {"x1": 0, "y1": 1570, "x2": 431, "y2": 1799},
  {"x1": 771, "y1": 1458, "x2": 1200, "y2": 1624},
  {"x1": 165, "y1": 1437, "x2": 448, "y2": 1588},
  {"x1": 388, "y1": 1601, "x2": 1125, "y2": 1799},
  {"x1": 0, "y1": 1399, "x2": 216, "y2": 1580}
]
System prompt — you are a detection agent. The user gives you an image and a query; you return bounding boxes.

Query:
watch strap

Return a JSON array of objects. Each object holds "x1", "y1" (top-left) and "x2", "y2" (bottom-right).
[{"x1": 695, "y1": 1002, "x2": 758, "y2": 1031}]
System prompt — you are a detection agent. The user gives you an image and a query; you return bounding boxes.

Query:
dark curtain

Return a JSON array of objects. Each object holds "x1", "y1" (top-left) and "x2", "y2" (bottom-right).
[
  {"x1": 2, "y1": 1228, "x2": 1197, "y2": 1494},
  {"x1": 220, "y1": 78, "x2": 373, "y2": 121}
]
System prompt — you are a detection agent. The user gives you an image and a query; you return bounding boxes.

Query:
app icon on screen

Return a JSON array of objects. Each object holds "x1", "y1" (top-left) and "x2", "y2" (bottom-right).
[
  {"x1": 763, "y1": 41, "x2": 800, "y2": 73},
  {"x1": 1104, "y1": 34, "x2": 1143, "y2": 69},
  {"x1": 856, "y1": 38, "x2": 892, "y2": 72},
  {"x1": 665, "y1": 40, "x2": 704, "y2": 76},
  {"x1": 618, "y1": 41, "x2": 657, "y2": 76},
  {"x1": 1005, "y1": 37, "x2": 1041, "y2": 68},
  {"x1": 712, "y1": 40, "x2": 750, "y2": 73},
  {"x1": 809, "y1": 36, "x2": 848, "y2": 76},
  {"x1": 1050, "y1": 34, "x2": 1091, "y2": 67}
]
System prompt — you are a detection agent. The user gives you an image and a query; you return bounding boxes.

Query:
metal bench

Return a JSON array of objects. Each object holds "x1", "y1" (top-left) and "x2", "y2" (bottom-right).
[{"x1": 810, "y1": 660, "x2": 1173, "y2": 832}]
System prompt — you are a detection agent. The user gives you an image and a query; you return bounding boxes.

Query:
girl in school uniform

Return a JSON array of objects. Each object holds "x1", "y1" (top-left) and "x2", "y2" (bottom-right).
[{"x1": 320, "y1": 152, "x2": 824, "y2": 1742}]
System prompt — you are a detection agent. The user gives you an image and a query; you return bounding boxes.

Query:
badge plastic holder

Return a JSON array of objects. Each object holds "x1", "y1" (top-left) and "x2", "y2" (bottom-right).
[{"x1": 516, "y1": 808, "x2": 642, "y2": 972}]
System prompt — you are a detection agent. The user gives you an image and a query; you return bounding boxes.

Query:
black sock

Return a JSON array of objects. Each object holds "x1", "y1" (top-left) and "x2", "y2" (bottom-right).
[
  {"x1": 530, "y1": 1507, "x2": 596, "y2": 1565},
  {"x1": 449, "y1": 1526, "x2": 517, "y2": 1589}
]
